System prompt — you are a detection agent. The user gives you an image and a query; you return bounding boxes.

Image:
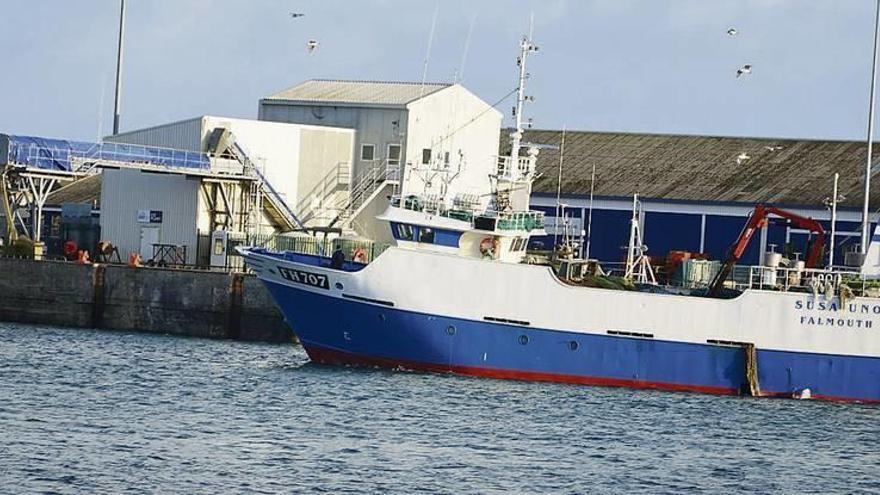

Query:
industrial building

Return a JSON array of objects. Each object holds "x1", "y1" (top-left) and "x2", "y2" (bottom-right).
[
  {"x1": 258, "y1": 79, "x2": 503, "y2": 241},
  {"x1": 509, "y1": 129, "x2": 880, "y2": 266},
  {"x1": 102, "y1": 116, "x2": 355, "y2": 265}
]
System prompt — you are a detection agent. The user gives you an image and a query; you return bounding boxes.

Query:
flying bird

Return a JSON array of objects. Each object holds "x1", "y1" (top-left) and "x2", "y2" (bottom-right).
[
  {"x1": 736, "y1": 152, "x2": 751, "y2": 165},
  {"x1": 306, "y1": 39, "x2": 319, "y2": 53},
  {"x1": 736, "y1": 64, "x2": 752, "y2": 78},
  {"x1": 727, "y1": 28, "x2": 738, "y2": 36},
  {"x1": 764, "y1": 145, "x2": 783, "y2": 152},
  {"x1": 290, "y1": 12, "x2": 305, "y2": 18}
]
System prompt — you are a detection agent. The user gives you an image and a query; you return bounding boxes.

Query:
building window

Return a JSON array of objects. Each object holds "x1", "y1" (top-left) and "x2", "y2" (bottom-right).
[
  {"x1": 422, "y1": 148, "x2": 432, "y2": 165},
  {"x1": 387, "y1": 144, "x2": 401, "y2": 166},
  {"x1": 444, "y1": 151, "x2": 450, "y2": 168},
  {"x1": 361, "y1": 144, "x2": 376, "y2": 161}
]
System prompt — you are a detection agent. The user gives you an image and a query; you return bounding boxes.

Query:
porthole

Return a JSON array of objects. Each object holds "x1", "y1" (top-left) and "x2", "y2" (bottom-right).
[
  {"x1": 335, "y1": 282, "x2": 344, "y2": 290},
  {"x1": 446, "y1": 325, "x2": 457, "y2": 336},
  {"x1": 569, "y1": 340, "x2": 579, "y2": 351},
  {"x1": 518, "y1": 335, "x2": 529, "y2": 345}
]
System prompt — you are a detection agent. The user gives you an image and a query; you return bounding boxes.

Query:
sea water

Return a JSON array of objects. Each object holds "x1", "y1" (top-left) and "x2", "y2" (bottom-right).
[{"x1": 1, "y1": 323, "x2": 878, "y2": 494}]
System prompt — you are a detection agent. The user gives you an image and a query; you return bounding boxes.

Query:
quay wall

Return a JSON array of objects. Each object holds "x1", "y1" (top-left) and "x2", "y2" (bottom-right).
[{"x1": 0, "y1": 258, "x2": 293, "y2": 343}]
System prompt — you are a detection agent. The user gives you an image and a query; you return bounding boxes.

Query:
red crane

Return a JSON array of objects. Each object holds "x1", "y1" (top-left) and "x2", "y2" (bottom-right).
[{"x1": 707, "y1": 205, "x2": 825, "y2": 297}]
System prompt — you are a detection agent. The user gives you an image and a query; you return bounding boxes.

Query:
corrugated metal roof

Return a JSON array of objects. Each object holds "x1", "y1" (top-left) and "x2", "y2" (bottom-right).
[
  {"x1": 264, "y1": 79, "x2": 452, "y2": 106},
  {"x1": 46, "y1": 174, "x2": 101, "y2": 207},
  {"x1": 501, "y1": 129, "x2": 880, "y2": 208}
]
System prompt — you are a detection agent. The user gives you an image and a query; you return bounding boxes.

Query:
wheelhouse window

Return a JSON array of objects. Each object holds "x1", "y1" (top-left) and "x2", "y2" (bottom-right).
[
  {"x1": 393, "y1": 223, "x2": 415, "y2": 241},
  {"x1": 392, "y1": 223, "x2": 461, "y2": 246},
  {"x1": 419, "y1": 228, "x2": 435, "y2": 244},
  {"x1": 361, "y1": 144, "x2": 376, "y2": 161}
]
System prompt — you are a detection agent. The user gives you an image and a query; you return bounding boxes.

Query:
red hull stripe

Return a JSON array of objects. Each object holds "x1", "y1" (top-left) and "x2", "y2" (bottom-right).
[{"x1": 304, "y1": 344, "x2": 740, "y2": 396}]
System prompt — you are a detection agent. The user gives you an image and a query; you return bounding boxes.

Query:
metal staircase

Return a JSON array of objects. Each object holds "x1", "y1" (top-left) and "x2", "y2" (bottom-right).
[
  {"x1": 327, "y1": 161, "x2": 400, "y2": 229},
  {"x1": 294, "y1": 163, "x2": 351, "y2": 226},
  {"x1": 205, "y1": 128, "x2": 308, "y2": 233}
]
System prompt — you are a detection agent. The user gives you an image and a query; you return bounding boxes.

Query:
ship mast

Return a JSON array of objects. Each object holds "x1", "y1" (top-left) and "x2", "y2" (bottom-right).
[
  {"x1": 508, "y1": 35, "x2": 537, "y2": 169},
  {"x1": 496, "y1": 33, "x2": 539, "y2": 213}
]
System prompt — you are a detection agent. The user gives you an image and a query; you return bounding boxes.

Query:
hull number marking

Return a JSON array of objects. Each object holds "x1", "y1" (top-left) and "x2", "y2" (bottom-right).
[{"x1": 277, "y1": 266, "x2": 329, "y2": 290}]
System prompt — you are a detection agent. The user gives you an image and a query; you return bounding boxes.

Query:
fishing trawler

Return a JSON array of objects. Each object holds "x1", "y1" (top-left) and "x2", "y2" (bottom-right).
[{"x1": 241, "y1": 36, "x2": 880, "y2": 403}]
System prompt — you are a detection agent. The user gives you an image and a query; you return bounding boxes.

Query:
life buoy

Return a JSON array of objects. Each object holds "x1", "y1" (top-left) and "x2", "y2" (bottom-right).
[
  {"x1": 479, "y1": 237, "x2": 498, "y2": 259},
  {"x1": 352, "y1": 248, "x2": 368, "y2": 263}
]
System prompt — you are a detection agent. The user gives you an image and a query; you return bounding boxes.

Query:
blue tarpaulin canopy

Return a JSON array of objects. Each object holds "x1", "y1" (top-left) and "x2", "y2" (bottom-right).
[{"x1": 0, "y1": 134, "x2": 211, "y2": 172}]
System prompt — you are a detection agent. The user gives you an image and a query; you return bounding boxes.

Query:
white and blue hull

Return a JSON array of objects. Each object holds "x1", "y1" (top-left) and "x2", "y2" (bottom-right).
[{"x1": 243, "y1": 247, "x2": 880, "y2": 402}]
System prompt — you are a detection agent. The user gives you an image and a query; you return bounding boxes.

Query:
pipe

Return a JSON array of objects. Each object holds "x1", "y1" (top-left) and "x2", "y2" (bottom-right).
[{"x1": 861, "y1": 0, "x2": 880, "y2": 255}]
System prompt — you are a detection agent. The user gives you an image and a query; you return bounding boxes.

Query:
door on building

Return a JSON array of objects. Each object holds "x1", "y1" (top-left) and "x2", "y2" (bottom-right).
[{"x1": 139, "y1": 226, "x2": 160, "y2": 261}]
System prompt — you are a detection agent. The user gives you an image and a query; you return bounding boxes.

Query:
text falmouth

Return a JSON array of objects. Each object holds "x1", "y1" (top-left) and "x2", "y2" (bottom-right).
[{"x1": 796, "y1": 300, "x2": 879, "y2": 328}]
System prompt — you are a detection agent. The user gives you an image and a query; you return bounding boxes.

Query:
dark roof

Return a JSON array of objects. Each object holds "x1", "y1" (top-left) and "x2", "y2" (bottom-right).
[
  {"x1": 46, "y1": 174, "x2": 101, "y2": 207},
  {"x1": 264, "y1": 79, "x2": 452, "y2": 106},
  {"x1": 501, "y1": 129, "x2": 880, "y2": 208}
]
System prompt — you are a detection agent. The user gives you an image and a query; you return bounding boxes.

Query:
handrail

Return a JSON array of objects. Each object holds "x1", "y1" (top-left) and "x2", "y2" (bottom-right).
[
  {"x1": 229, "y1": 140, "x2": 307, "y2": 231},
  {"x1": 745, "y1": 265, "x2": 869, "y2": 295}
]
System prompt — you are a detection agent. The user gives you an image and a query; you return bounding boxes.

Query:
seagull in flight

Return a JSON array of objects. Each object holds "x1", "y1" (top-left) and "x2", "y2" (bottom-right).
[
  {"x1": 306, "y1": 39, "x2": 319, "y2": 53},
  {"x1": 736, "y1": 152, "x2": 751, "y2": 165},
  {"x1": 736, "y1": 64, "x2": 752, "y2": 78},
  {"x1": 764, "y1": 145, "x2": 783, "y2": 152},
  {"x1": 290, "y1": 12, "x2": 305, "y2": 18},
  {"x1": 727, "y1": 27, "x2": 738, "y2": 36}
]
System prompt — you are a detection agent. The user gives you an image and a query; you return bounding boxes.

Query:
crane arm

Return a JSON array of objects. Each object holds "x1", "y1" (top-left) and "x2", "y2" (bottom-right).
[{"x1": 707, "y1": 205, "x2": 826, "y2": 297}]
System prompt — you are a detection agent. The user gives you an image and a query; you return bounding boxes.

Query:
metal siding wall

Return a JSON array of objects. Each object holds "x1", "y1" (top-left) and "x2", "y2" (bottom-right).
[
  {"x1": 104, "y1": 117, "x2": 204, "y2": 151},
  {"x1": 99, "y1": 169, "x2": 200, "y2": 264},
  {"x1": 258, "y1": 102, "x2": 406, "y2": 182},
  {"x1": 704, "y1": 215, "x2": 761, "y2": 265},
  {"x1": 404, "y1": 86, "x2": 501, "y2": 203},
  {"x1": 296, "y1": 128, "x2": 354, "y2": 203},
  {"x1": 586, "y1": 209, "x2": 632, "y2": 262},
  {"x1": 644, "y1": 212, "x2": 702, "y2": 255}
]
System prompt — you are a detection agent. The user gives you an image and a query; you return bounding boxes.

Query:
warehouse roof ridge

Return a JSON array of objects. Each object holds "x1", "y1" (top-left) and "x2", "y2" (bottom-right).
[
  {"x1": 263, "y1": 79, "x2": 454, "y2": 106},
  {"x1": 501, "y1": 128, "x2": 880, "y2": 208}
]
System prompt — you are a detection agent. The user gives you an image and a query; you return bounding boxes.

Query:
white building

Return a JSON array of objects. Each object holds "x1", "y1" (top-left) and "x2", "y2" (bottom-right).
[
  {"x1": 259, "y1": 80, "x2": 503, "y2": 241},
  {"x1": 101, "y1": 116, "x2": 354, "y2": 264}
]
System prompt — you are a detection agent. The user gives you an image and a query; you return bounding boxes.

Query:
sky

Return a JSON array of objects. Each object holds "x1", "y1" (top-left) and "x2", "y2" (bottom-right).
[{"x1": 1, "y1": 0, "x2": 879, "y2": 142}]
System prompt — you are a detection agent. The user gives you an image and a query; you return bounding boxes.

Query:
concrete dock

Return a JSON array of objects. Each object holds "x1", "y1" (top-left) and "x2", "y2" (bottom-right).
[{"x1": 0, "y1": 257, "x2": 293, "y2": 343}]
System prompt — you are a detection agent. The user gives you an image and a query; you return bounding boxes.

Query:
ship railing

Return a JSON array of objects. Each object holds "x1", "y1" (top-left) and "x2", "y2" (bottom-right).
[
  {"x1": 496, "y1": 155, "x2": 535, "y2": 179},
  {"x1": 390, "y1": 195, "x2": 543, "y2": 231},
  {"x1": 486, "y1": 210, "x2": 545, "y2": 231},
  {"x1": 390, "y1": 194, "x2": 475, "y2": 222},
  {"x1": 744, "y1": 265, "x2": 875, "y2": 296}
]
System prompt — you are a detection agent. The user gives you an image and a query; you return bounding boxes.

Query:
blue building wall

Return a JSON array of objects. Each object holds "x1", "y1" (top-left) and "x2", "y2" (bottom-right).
[{"x1": 529, "y1": 196, "x2": 866, "y2": 267}]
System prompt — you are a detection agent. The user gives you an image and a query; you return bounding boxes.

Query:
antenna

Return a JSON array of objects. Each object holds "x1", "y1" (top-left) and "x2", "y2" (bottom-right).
[
  {"x1": 419, "y1": 2, "x2": 440, "y2": 100},
  {"x1": 528, "y1": 11, "x2": 535, "y2": 40},
  {"x1": 585, "y1": 162, "x2": 596, "y2": 259},
  {"x1": 454, "y1": 13, "x2": 477, "y2": 84},
  {"x1": 97, "y1": 74, "x2": 107, "y2": 140},
  {"x1": 553, "y1": 125, "x2": 566, "y2": 249},
  {"x1": 508, "y1": 26, "x2": 539, "y2": 172}
]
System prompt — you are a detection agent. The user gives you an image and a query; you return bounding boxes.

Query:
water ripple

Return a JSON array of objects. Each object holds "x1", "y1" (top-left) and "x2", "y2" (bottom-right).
[{"x1": 1, "y1": 322, "x2": 879, "y2": 494}]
